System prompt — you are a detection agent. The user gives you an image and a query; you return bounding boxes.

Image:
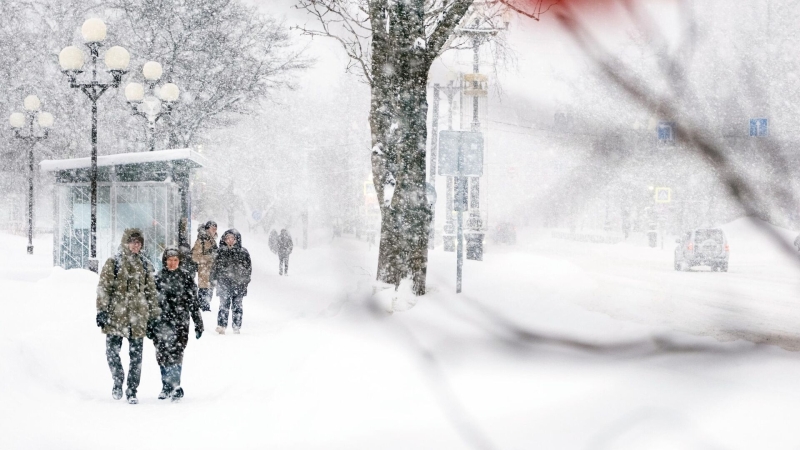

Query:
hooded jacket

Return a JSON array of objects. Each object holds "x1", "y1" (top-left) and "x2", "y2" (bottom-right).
[
  {"x1": 277, "y1": 229, "x2": 293, "y2": 258},
  {"x1": 96, "y1": 228, "x2": 161, "y2": 339},
  {"x1": 191, "y1": 225, "x2": 218, "y2": 288},
  {"x1": 153, "y1": 248, "x2": 203, "y2": 366},
  {"x1": 211, "y1": 229, "x2": 252, "y2": 297}
]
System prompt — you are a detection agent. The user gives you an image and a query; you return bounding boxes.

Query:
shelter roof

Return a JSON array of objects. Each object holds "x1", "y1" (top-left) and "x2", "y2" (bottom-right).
[{"x1": 40, "y1": 148, "x2": 206, "y2": 172}]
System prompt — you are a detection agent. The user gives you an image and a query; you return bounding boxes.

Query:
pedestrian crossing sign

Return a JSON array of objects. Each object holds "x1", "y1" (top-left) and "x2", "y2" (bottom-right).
[{"x1": 654, "y1": 187, "x2": 671, "y2": 203}]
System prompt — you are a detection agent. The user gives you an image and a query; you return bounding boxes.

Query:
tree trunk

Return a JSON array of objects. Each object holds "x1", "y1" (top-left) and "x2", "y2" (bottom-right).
[
  {"x1": 371, "y1": 0, "x2": 431, "y2": 295},
  {"x1": 389, "y1": 82, "x2": 431, "y2": 294}
]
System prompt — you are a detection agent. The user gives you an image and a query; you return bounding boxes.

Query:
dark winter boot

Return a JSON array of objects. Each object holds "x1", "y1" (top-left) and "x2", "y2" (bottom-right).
[
  {"x1": 112, "y1": 385, "x2": 123, "y2": 400},
  {"x1": 158, "y1": 384, "x2": 170, "y2": 400},
  {"x1": 167, "y1": 365, "x2": 183, "y2": 402},
  {"x1": 126, "y1": 388, "x2": 138, "y2": 405},
  {"x1": 170, "y1": 387, "x2": 184, "y2": 402},
  {"x1": 158, "y1": 366, "x2": 171, "y2": 400}
]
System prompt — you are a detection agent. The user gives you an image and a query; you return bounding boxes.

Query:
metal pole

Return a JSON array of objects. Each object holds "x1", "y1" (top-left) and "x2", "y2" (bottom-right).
[
  {"x1": 89, "y1": 98, "x2": 98, "y2": 272},
  {"x1": 27, "y1": 137, "x2": 34, "y2": 255},
  {"x1": 429, "y1": 84, "x2": 440, "y2": 249},
  {"x1": 88, "y1": 43, "x2": 100, "y2": 273},
  {"x1": 471, "y1": 33, "x2": 480, "y2": 132},
  {"x1": 444, "y1": 82, "x2": 456, "y2": 248},
  {"x1": 469, "y1": 31, "x2": 482, "y2": 231},
  {"x1": 148, "y1": 118, "x2": 156, "y2": 152},
  {"x1": 457, "y1": 209, "x2": 463, "y2": 293}
]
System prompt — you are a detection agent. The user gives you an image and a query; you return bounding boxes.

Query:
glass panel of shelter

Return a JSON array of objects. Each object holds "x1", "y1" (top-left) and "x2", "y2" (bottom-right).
[{"x1": 55, "y1": 182, "x2": 180, "y2": 271}]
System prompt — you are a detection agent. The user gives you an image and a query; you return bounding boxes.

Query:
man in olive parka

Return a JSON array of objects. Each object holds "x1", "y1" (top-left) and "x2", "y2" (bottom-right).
[{"x1": 96, "y1": 228, "x2": 161, "y2": 404}]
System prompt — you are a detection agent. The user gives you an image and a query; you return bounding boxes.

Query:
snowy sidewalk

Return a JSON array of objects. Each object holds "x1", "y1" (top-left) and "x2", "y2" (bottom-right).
[{"x1": 3, "y1": 230, "x2": 800, "y2": 449}]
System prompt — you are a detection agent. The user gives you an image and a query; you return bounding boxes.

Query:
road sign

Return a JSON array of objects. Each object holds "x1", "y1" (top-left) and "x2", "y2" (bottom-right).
[
  {"x1": 654, "y1": 187, "x2": 671, "y2": 203},
  {"x1": 251, "y1": 210, "x2": 263, "y2": 221},
  {"x1": 750, "y1": 118, "x2": 768, "y2": 137},
  {"x1": 438, "y1": 131, "x2": 484, "y2": 177},
  {"x1": 657, "y1": 122, "x2": 675, "y2": 143}
]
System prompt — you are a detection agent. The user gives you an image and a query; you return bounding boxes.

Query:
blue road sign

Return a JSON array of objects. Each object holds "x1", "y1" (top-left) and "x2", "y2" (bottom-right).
[
  {"x1": 657, "y1": 122, "x2": 675, "y2": 143},
  {"x1": 750, "y1": 118, "x2": 768, "y2": 137}
]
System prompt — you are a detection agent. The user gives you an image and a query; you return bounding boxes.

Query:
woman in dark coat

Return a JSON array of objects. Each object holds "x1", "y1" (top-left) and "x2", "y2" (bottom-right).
[
  {"x1": 151, "y1": 248, "x2": 204, "y2": 401},
  {"x1": 211, "y1": 229, "x2": 252, "y2": 335}
]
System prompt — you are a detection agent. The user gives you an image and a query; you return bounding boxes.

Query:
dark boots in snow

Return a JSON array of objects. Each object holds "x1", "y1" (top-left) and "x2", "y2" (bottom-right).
[
  {"x1": 158, "y1": 385, "x2": 170, "y2": 400},
  {"x1": 159, "y1": 364, "x2": 183, "y2": 401},
  {"x1": 126, "y1": 388, "x2": 138, "y2": 404},
  {"x1": 171, "y1": 387, "x2": 184, "y2": 402},
  {"x1": 158, "y1": 366, "x2": 171, "y2": 399}
]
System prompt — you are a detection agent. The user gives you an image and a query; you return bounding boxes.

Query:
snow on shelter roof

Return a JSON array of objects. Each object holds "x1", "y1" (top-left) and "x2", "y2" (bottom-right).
[{"x1": 40, "y1": 148, "x2": 206, "y2": 172}]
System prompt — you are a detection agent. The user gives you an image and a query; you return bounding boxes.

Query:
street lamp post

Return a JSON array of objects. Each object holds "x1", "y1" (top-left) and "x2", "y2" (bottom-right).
[
  {"x1": 59, "y1": 18, "x2": 129, "y2": 272},
  {"x1": 124, "y1": 61, "x2": 180, "y2": 152},
  {"x1": 9, "y1": 95, "x2": 54, "y2": 255}
]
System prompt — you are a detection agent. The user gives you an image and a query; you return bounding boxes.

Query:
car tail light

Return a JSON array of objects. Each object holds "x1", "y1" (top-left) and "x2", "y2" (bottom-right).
[{"x1": 687, "y1": 243, "x2": 694, "y2": 251}]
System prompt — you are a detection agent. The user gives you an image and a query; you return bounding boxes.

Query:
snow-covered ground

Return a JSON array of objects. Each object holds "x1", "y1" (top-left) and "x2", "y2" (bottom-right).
[{"x1": 3, "y1": 218, "x2": 800, "y2": 449}]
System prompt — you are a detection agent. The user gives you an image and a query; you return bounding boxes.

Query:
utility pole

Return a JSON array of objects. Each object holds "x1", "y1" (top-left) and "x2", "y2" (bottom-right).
[
  {"x1": 468, "y1": 26, "x2": 483, "y2": 233},
  {"x1": 441, "y1": 81, "x2": 460, "y2": 252},
  {"x1": 456, "y1": 15, "x2": 500, "y2": 261},
  {"x1": 428, "y1": 84, "x2": 440, "y2": 250}
]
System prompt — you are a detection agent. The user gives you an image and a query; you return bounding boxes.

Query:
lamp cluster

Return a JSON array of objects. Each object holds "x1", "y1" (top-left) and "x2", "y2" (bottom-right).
[
  {"x1": 125, "y1": 61, "x2": 181, "y2": 119},
  {"x1": 9, "y1": 95, "x2": 54, "y2": 132},
  {"x1": 59, "y1": 18, "x2": 130, "y2": 87},
  {"x1": 6, "y1": 17, "x2": 182, "y2": 267}
]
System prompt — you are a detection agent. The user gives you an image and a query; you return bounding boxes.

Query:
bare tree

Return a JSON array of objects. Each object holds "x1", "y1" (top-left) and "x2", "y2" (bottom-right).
[
  {"x1": 295, "y1": 0, "x2": 514, "y2": 295},
  {"x1": 108, "y1": 0, "x2": 309, "y2": 148}
]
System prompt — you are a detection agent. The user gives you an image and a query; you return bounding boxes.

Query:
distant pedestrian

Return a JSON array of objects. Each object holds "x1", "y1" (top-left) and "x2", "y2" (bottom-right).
[
  {"x1": 277, "y1": 229, "x2": 293, "y2": 275},
  {"x1": 268, "y1": 229, "x2": 279, "y2": 255},
  {"x1": 96, "y1": 228, "x2": 160, "y2": 404},
  {"x1": 211, "y1": 229, "x2": 252, "y2": 335},
  {"x1": 192, "y1": 221, "x2": 218, "y2": 311},
  {"x1": 152, "y1": 248, "x2": 204, "y2": 402}
]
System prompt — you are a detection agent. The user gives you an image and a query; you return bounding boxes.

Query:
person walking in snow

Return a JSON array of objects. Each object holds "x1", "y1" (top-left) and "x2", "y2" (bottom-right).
[
  {"x1": 96, "y1": 228, "x2": 160, "y2": 404},
  {"x1": 192, "y1": 221, "x2": 218, "y2": 311},
  {"x1": 152, "y1": 247, "x2": 204, "y2": 402},
  {"x1": 277, "y1": 229, "x2": 293, "y2": 276},
  {"x1": 211, "y1": 229, "x2": 252, "y2": 334}
]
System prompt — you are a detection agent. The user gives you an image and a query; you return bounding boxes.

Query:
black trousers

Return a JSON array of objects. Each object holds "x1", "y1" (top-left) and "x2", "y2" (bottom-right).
[
  {"x1": 218, "y1": 293, "x2": 243, "y2": 329},
  {"x1": 198, "y1": 288, "x2": 213, "y2": 309},
  {"x1": 279, "y1": 256, "x2": 289, "y2": 275},
  {"x1": 106, "y1": 335, "x2": 143, "y2": 394}
]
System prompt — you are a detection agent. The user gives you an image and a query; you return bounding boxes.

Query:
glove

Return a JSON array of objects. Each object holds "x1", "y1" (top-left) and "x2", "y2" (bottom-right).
[
  {"x1": 146, "y1": 319, "x2": 158, "y2": 340},
  {"x1": 195, "y1": 329, "x2": 202, "y2": 340},
  {"x1": 96, "y1": 311, "x2": 109, "y2": 328}
]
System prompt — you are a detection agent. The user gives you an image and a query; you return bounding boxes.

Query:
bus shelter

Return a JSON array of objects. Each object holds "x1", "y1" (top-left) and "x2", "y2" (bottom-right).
[{"x1": 40, "y1": 148, "x2": 205, "y2": 270}]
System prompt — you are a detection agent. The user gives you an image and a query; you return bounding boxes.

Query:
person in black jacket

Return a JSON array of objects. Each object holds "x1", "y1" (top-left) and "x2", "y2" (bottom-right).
[
  {"x1": 277, "y1": 229, "x2": 293, "y2": 275},
  {"x1": 151, "y1": 248, "x2": 204, "y2": 402},
  {"x1": 211, "y1": 229, "x2": 252, "y2": 335}
]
